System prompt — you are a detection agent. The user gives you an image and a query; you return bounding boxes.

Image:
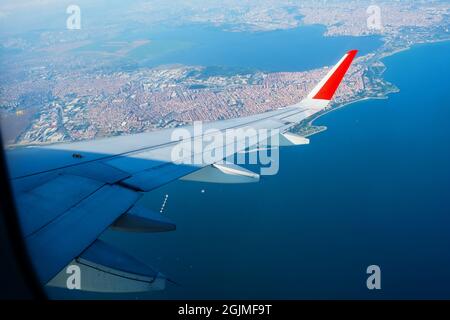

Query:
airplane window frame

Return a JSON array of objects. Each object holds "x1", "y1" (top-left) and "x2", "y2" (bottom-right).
[{"x1": 0, "y1": 131, "x2": 45, "y2": 299}]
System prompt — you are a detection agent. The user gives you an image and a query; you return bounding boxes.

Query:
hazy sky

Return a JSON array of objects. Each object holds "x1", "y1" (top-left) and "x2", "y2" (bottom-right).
[
  {"x1": 0, "y1": 0, "x2": 137, "y2": 35},
  {"x1": 0, "y1": 0, "x2": 442, "y2": 37}
]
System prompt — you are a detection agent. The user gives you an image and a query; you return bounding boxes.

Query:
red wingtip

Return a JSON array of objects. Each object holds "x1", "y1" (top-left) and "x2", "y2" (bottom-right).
[{"x1": 312, "y1": 49, "x2": 358, "y2": 100}]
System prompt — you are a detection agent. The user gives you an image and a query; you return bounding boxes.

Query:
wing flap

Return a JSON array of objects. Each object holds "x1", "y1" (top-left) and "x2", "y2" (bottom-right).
[
  {"x1": 47, "y1": 240, "x2": 166, "y2": 292},
  {"x1": 279, "y1": 132, "x2": 310, "y2": 146},
  {"x1": 25, "y1": 184, "x2": 141, "y2": 284},
  {"x1": 17, "y1": 174, "x2": 105, "y2": 237},
  {"x1": 105, "y1": 146, "x2": 175, "y2": 174},
  {"x1": 63, "y1": 161, "x2": 131, "y2": 184},
  {"x1": 120, "y1": 162, "x2": 198, "y2": 192},
  {"x1": 112, "y1": 204, "x2": 176, "y2": 232},
  {"x1": 181, "y1": 162, "x2": 260, "y2": 184}
]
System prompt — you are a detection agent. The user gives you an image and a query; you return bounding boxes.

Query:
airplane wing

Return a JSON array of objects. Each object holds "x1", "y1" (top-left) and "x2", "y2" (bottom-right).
[{"x1": 4, "y1": 50, "x2": 358, "y2": 292}]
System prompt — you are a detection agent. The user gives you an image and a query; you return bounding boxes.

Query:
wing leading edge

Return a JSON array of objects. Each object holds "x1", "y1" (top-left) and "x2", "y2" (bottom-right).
[{"x1": 6, "y1": 50, "x2": 358, "y2": 292}]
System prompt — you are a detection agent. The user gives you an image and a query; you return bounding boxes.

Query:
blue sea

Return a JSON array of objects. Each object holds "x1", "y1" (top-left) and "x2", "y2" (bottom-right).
[
  {"x1": 50, "y1": 28, "x2": 450, "y2": 299},
  {"x1": 80, "y1": 24, "x2": 382, "y2": 73},
  {"x1": 121, "y1": 24, "x2": 381, "y2": 72}
]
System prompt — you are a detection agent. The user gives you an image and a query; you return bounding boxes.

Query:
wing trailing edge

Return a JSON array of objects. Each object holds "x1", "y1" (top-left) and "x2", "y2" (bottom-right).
[
  {"x1": 279, "y1": 132, "x2": 310, "y2": 146},
  {"x1": 112, "y1": 204, "x2": 176, "y2": 233},
  {"x1": 47, "y1": 240, "x2": 166, "y2": 292},
  {"x1": 181, "y1": 161, "x2": 260, "y2": 184}
]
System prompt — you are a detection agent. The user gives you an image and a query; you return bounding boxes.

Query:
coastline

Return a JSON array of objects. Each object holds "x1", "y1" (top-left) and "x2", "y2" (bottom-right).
[
  {"x1": 301, "y1": 96, "x2": 386, "y2": 138},
  {"x1": 295, "y1": 37, "x2": 450, "y2": 138}
]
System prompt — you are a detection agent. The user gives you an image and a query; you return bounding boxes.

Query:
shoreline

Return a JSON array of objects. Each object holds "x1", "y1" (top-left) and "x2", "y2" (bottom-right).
[
  {"x1": 297, "y1": 37, "x2": 450, "y2": 138},
  {"x1": 302, "y1": 96, "x2": 386, "y2": 137}
]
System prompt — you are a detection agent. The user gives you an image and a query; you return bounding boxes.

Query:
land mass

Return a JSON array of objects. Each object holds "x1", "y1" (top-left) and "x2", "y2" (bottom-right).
[{"x1": 1, "y1": 0, "x2": 449, "y2": 146}]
